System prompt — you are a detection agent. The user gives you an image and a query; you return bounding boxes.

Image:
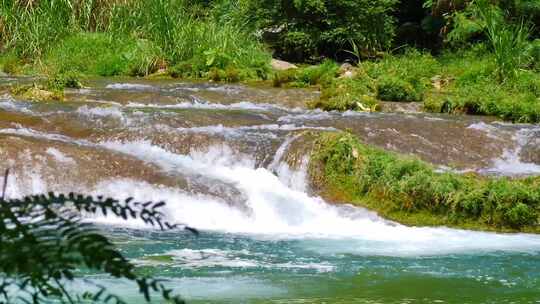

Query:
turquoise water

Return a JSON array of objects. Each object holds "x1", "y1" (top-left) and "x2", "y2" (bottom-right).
[{"x1": 88, "y1": 228, "x2": 540, "y2": 304}]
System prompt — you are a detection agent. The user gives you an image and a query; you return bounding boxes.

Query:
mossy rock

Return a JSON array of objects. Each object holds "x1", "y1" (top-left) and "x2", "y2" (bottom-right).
[
  {"x1": 308, "y1": 131, "x2": 540, "y2": 232},
  {"x1": 11, "y1": 84, "x2": 63, "y2": 102}
]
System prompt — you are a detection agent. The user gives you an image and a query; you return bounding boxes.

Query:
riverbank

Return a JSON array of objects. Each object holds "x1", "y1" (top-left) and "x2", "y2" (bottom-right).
[
  {"x1": 3, "y1": 45, "x2": 539, "y2": 122},
  {"x1": 308, "y1": 131, "x2": 540, "y2": 233},
  {"x1": 1, "y1": 0, "x2": 539, "y2": 122}
]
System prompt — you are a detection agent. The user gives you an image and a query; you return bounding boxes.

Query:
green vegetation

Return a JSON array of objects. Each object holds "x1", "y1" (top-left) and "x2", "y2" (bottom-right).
[
  {"x1": 44, "y1": 33, "x2": 163, "y2": 77},
  {"x1": 308, "y1": 78, "x2": 379, "y2": 112},
  {"x1": 0, "y1": 192, "x2": 193, "y2": 303},
  {"x1": 309, "y1": 132, "x2": 540, "y2": 232},
  {"x1": 0, "y1": 0, "x2": 538, "y2": 120},
  {"x1": 0, "y1": 0, "x2": 271, "y2": 81},
  {"x1": 237, "y1": 0, "x2": 398, "y2": 61}
]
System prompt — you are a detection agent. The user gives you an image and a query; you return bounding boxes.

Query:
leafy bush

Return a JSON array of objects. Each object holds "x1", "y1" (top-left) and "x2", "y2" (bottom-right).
[
  {"x1": 477, "y1": 0, "x2": 532, "y2": 82},
  {"x1": 526, "y1": 39, "x2": 540, "y2": 71},
  {"x1": 238, "y1": 0, "x2": 399, "y2": 61},
  {"x1": 0, "y1": 192, "x2": 196, "y2": 303},
  {"x1": 47, "y1": 71, "x2": 84, "y2": 90},
  {"x1": 445, "y1": 0, "x2": 533, "y2": 82}
]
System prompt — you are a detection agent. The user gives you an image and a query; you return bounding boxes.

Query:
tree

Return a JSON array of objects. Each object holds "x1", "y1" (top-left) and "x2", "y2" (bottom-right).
[
  {"x1": 0, "y1": 183, "x2": 196, "y2": 304},
  {"x1": 238, "y1": 0, "x2": 398, "y2": 62}
]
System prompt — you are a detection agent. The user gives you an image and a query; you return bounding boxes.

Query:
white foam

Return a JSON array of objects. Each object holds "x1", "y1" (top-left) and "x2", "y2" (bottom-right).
[
  {"x1": 46, "y1": 147, "x2": 75, "y2": 164},
  {"x1": 105, "y1": 83, "x2": 155, "y2": 90},
  {"x1": 481, "y1": 127, "x2": 540, "y2": 176},
  {"x1": 138, "y1": 248, "x2": 335, "y2": 272},
  {"x1": 76, "y1": 105, "x2": 125, "y2": 119},
  {"x1": 88, "y1": 140, "x2": 540, "y2": 256},
  {"x1": 467, "y1": 122, "x2": 503, "y2": 139},
  {"x1": 0, "y1": 95, "x2": 33, "y2": 113},
  {"x1": 0, "y1": 126, "x2": 78, "y2": 143},
  {"x1": 126, "y1": 100, "x2": 286, "y2": 112},
  {"x1": 4, "y1": 129, "x2": 540, "y2": 256}
]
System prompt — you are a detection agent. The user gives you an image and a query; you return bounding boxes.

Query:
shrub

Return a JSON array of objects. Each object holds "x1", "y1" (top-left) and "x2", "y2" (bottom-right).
[
  {"x1": 47, "y1": 71, "x2": 84, "y2": 90},
  {"x1": 0, "y1": 0, "x2": 272, "y2": 79},
  {"x1": 0, "y1": 192, "x2": 192, "y2": 303},
  {"x1": 526, "y1": 39, "x2": 540, "y2": 71},
  {"x1": 445, "y1": 0, "x2": 533, "y2": 82},
  {"x1": 238, "y1": 0, "x2": 399, "y2": 61},
  {"x1": 376, "y1": 76, "x2": 423, "y2": 102}
]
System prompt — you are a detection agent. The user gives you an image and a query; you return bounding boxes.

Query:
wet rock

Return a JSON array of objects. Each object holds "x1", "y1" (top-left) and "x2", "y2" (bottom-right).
[
  {"x1": 0, "y1": 134, "x2": 188, "y2": 193},
  {"x1": 520, "y1": 134, "x2": 540, "y2": 164},
  {"x1": 271, "y1": 59, "x2": 298, "y2": 71}
]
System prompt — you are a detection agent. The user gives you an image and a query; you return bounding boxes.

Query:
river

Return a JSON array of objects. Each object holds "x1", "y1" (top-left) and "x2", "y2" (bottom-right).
[{"x1": 1, "y1": 78, "x2": 540, "y2": 303}]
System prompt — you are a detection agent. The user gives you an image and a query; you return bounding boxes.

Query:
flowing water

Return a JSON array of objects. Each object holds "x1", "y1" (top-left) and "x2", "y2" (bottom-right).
[{"x1": 1, "y1": 78, "x2": 540, "y2": 303}]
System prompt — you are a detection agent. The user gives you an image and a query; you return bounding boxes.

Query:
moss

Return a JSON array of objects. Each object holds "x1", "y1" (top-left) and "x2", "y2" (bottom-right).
[
  {"x1": 309, "y1": 132, "x2": 540, "y2": 232},
  {"x1": 11, "y1": 84, "x2": 63, "y2": 102}
]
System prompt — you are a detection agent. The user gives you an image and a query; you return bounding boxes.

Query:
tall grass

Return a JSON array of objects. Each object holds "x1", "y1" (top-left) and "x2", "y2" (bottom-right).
[
  {"x1": 476, "y1": 0, "x2": 531, "y2": 82},
  {"x1": 0, "y1": 0, "x2": 270, "y2": 77}
]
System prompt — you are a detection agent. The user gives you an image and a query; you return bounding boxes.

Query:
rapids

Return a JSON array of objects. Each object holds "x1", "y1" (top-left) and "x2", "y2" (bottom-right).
[{"x1": 1, "y1": 78, "x2": 540, "y2": 303}]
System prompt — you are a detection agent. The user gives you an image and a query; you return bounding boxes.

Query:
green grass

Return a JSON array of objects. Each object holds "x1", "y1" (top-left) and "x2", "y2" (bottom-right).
[
  {"x1": 308, "y1": 78, "x2": 380, "y2": 112},
  {"x1": 424, "y1": 49, "x2": 540, "y2": 122},
  {"x1": 0, "y1": 0, "x2": 271, "y2": 81},
  {"x1": 309, "y1": 132, "x2": 540, "y2": 232},
  {"x1": 43, "y1": 33, "x2": 162, "y2": 77},
  {"x1": 299, "y1": 48, "x2": 540, "y2": 123}
]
